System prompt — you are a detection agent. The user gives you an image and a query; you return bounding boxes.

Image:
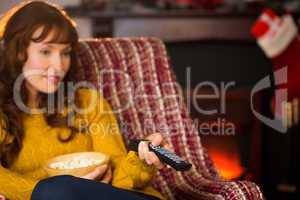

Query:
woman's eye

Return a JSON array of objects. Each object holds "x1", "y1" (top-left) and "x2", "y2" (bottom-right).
[
  {"x1": 62, "y1": 51, "x2": 71, "y2": 57},
  {"x1": 40, "y1": 49, "x2": 51, "y2": 55}
]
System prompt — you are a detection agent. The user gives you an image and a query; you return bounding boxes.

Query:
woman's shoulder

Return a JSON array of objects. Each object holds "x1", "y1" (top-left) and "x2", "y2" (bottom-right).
[
  {"x1": 75, "y1": 87, "x2": 104, "y2": 106},
  {"x1": 74, "y1": 87, "x2": 111, "y2": 114},
  {"x1": 76, "y1": 87, "x2": 99, "y2": 98},
  {"x1": 72, "y1": 88, "x2": 114, "y2": 125}
]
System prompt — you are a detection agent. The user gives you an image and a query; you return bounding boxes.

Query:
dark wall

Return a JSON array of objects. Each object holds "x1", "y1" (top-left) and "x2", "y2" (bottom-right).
[{"x1": 166, "y1": 40, "x2": 273, "y2": 89}]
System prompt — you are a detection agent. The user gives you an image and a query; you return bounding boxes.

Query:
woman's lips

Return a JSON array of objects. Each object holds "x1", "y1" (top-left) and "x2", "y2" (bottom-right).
[{"x1": 44, "y1": 75, "x2": 61, "y2": 84}]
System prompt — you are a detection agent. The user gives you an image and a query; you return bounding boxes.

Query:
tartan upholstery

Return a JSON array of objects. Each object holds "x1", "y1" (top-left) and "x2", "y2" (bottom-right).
[{"x1": 74, "y1": 37, "x2": 264, "y2": 200}]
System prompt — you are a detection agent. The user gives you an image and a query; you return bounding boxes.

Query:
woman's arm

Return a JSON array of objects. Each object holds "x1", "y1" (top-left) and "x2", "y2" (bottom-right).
[
  {"x1": 76, "y1": 88, "x2": 158, "y2": 190},
  {"x1": 0, "y1": 116, "x2": 38, "y2": 200}
]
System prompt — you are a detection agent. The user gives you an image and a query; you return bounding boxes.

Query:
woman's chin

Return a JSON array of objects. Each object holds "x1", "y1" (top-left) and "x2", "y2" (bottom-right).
[{"x1": 39, "y1": 85, "x2": 60, "y2": 94}]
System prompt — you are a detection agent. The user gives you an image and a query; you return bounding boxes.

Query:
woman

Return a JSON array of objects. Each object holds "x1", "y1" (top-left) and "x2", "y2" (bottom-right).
[{"x1": 0, "y1": 1, "x2": 168, "y2": 200}]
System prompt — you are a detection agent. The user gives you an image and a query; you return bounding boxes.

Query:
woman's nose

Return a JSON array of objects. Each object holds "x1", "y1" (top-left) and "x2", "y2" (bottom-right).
[{"x1": 51, "y1": 53, "x2": 64, "y2": 70}]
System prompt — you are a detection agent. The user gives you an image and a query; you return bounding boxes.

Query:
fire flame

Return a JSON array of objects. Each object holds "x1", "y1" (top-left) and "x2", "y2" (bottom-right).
[{"x1": 208, "y1": 148, "x2": 245, "y2": 180}]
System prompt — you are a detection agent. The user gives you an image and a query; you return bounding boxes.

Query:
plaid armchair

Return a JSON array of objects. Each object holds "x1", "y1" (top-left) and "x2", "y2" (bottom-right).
[
  {"x1": 0, "y1": 37, "x2": 264, "y2": 200},
  {"x1": 74, "y1": 38, "x2": 264, "y2": 200}
]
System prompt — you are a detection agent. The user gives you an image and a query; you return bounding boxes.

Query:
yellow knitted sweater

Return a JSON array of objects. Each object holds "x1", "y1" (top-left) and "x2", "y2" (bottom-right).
[{"x1": 0, "y1": 88, "x2": 165, "y2": 200}]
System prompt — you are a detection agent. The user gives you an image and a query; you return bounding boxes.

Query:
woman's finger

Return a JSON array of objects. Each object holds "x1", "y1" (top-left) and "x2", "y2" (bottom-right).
[
  {"x1": 162, "y1": 143, "x2": 172, "y2": 151},
  {"x1": 146, "y1": 133, "x2": 163, "y2": 146},
  {"x1": 100, "y1": 166, "x2": 112, "y2": 184},
  {"x1": 142, "y1": 143, "x2": 153, "y2": 165},
  {"x1": 138, "y1": 141, "x2": 149, "y2": 161},
  {"x1": 146, "y1": 152, "x2": 164, "y2": 169},
  {"x1": 82, "y1": 164, "x2": 108, "y2": 180}
]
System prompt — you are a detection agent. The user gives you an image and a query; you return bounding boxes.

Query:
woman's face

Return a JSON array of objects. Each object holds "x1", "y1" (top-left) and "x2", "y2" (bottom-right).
[{"x1": 22, "y1": 27, "x2": 72, "y2": 94}]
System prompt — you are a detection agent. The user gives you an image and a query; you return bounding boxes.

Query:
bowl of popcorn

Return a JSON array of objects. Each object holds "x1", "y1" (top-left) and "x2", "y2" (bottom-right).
[{"x1": 44, "y1": 152, "x2": 110, "y2": 177}]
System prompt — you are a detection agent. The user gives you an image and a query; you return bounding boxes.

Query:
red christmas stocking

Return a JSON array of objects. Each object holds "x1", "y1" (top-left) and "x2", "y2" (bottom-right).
[{"x1": 252, "y1": 9, "x2": 300, "y2": 120}]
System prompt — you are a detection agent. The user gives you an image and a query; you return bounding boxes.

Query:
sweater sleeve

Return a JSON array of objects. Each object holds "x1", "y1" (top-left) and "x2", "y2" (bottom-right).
[
  {"x1": 75, "y1": 88, "x2": 157, "y2": 190},
  {"x1": 0, "y1": 113, "x2": 38, "y2": 200}
]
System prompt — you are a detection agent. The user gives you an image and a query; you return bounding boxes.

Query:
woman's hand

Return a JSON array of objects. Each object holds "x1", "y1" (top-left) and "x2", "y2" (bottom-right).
[
  {"x1": 0, "y1": 194, "x2": 5, "y2": 200},
  {"x1": 81, "y1": 164, "x2": 112, "y2": 183},
  {"x1": 138, "y1": 133, "x2": 170, "y2": 170}
]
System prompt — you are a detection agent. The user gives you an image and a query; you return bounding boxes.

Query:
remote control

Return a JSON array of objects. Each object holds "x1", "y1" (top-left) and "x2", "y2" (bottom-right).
[{"x1": 128, "y1": 139, "x2": 192, "y2": 171}]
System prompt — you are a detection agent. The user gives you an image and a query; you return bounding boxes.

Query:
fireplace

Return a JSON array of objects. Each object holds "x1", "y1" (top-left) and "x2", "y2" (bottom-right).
[
  {"x1": 182, "y1": 86, "x2": 265, "y2": 182},
  {"x1": 165, "y1": 39, "x2": 272, "y2": 183},
  {"x1": 204, "y1": 136, "x2": 246, "y2": 180}
]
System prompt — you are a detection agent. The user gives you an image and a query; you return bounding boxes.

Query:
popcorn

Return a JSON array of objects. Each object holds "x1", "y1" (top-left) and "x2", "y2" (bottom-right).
[{"x1": 49, "y1": 156, "x2": 103, "y2": 169}]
